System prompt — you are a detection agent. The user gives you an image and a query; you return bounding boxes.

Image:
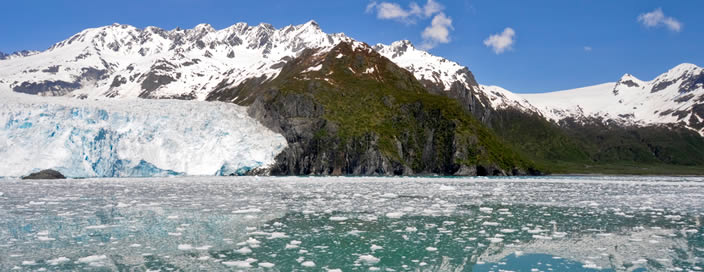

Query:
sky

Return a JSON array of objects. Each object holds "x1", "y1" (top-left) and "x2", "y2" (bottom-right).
[{"x1": 1, "y1": 0, "x2": 703, "y2": 93}]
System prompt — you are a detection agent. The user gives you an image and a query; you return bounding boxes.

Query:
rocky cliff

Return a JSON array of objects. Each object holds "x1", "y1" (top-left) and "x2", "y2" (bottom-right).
[{"x1": 209, "y1": 42, "x2": 538, "y2": 176}]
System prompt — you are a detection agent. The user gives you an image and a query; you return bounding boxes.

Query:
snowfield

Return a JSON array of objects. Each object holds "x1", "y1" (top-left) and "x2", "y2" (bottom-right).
[
  {"x1": 0, "y1": 92, "x2": 287, "y2": 177},
  {"x1": 523, "y1": 63, "x2": 704, "y2": 134}
]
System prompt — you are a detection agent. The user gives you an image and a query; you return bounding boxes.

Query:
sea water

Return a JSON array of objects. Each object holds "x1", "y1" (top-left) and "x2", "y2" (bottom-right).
[{"x1": 0, "y1": 176, "x2": 702, "y2": 271}]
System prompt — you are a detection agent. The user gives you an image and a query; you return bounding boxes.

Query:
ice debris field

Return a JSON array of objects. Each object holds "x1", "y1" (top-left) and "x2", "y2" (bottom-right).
[{"x1": 0, "y1": 175, "x2": 703, "y2": 271}]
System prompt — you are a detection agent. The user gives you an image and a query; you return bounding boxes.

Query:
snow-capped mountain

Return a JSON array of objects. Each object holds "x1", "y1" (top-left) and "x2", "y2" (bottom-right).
[
  {"x1": 1, "y1": 20, "x2": 703, "y2": 177},
  {"x1": 0, "y1": 21, "x2": 359, "y2": 100},
  {"x1": 373, "y1": 40, "x2": 539, "y2": 114},
  {"x1": 522, "y1": 63, "x2": 704, "y2": 134}
]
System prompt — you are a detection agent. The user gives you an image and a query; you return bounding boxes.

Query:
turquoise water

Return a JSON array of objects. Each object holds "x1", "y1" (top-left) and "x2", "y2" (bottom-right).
[{"x1": 0, "y1": 176, "x2": 702, "y2": 271}]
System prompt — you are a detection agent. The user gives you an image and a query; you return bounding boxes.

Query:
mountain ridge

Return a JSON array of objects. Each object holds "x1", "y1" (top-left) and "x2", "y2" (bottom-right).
[{"x1": 1, "y1": 21, "x2": 703, "y2": 176}]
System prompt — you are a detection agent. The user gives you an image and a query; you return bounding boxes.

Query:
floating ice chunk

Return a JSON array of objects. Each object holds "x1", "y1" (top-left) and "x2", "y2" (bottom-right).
[
  {"x1": 301, "y1": 261, "x2": 316, "y2": 267},
  {"x1": 233, "y1": 208, "x2": 262, "y2": 214},
  {"x1": 371, "y1": 244, "x2": 383, "y2": 251},
  {"x1": 386, "y1": 212, "x2": 404, "y2": 219},
  {"x1": 286, "y1": 240, "x2": 302, "y2": 249},
  {"x1": 196, "y1": 245, "x2": 212, "y2": 251},
  {"x1": 168, "y1": 232, "x2": 182, "y2": 236},
  {"x1": 37, "y1": 236, "x2": 55, "y2": 241},
  {"x1": 259, "y1": 262, "x2": 275, "y2": 268},
  {"x1": 479, "y1": 207, "x2": 493, "y2": 214},
  {"x1": 380, "y1": 193, "x2": 398, "y2": 198},
  {"x1": 533, "y1": 235, "x2": 552, "y2": 240},
  {"x1": 357, "y1": 255, "x2": 380, "y2": 264},
  {"x1": 78, "y1": 255, "x2": 107, "y2": 263},
  {"x1": 405, "y1": 226, "x2": 417, "y2": 232},
  {"x1": 236, "y1": 247, "x2": 252, "y2": 254},
  {"x1": 500, "y1": 229, "x2": 516, "y2": 233},
  {"x1": 439, "y1": 185, "x2": 455, "y2": 191},
  {"x1": 246, "y1": 237, "x2": 261, "y2": 246},
  {"x1": 482, "y1": 221, "x2": 500, "y2": 226},
  {"x1": 488, "y1": 237, "x2": 504, "y2": 243},
  {"x1": 330, "y1": 216, "x2": 348, "y2": 221},
  {"x1": 425, "y1": 247, "x2": 437, "y2": 252},
  {"x1": 553, "y1": 232, "x2": 567, "y2": 238},
  {"x1": 223, "y1": 258, "x2": 257, "y2": 268},
  {"x1": 583, "y1": 262, "x2": 600, "y2": 269},
  {"x1": 47, "y1": 257, "x2": 70, "y2": 265},
  {"x1": 177, "y1": 244, "x2": 193, "y2": 250},
  {"x1": 269, "y1": 232, "x2": 289, "y2": 239},
  {"x1": 85, "y1": 225, "x2": 113, "y2": 230},
  {"x1": 632, "y1": 258, "x2": 648, "y2": 264},
  {"x1": 21, "y1": 261, "x2": 36, "y2": 266},
  {"x1": 327, "y1": 269, "x2": 343, "y2": 272},
  {"x1": 527, "y1": 228, "x2": 544, "y2": 234}
]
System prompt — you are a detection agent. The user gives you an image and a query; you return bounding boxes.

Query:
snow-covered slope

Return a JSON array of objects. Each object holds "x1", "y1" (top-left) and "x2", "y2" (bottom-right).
[
  {"x1": 1, "y1": 22, "x2": 535, "y2": 113},
  {"x1": 523, "y1": 63, "x2": 704, "y2": 134},
  {"x1": 0, "y1": 21, "x2": 355, "y2": 100},
  {"x1": 0, "y1": 92, "x2": 286, "y2": 177},
  {"x1": 373, "y1": 40, "x2": 539, "y2": 114}
]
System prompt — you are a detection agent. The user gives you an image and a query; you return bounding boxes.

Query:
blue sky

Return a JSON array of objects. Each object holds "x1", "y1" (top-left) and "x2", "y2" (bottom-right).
[{"x1": 1, "y1": 0, "x2": 702, "y2": 93}]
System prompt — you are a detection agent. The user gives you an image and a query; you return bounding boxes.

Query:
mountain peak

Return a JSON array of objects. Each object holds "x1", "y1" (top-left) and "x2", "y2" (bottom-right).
[
  {"x1": 390, "y1": 40, "x2": 415, "y2": 51},
  {"x1": 257, "y1": 22, "x2": 275, "y2": 30},
  {"x1": 654, "y1": 63, "x2": 703, "y2": 84},
  {"x1": 303, "y1": 20, "x2": 320, "y2": 28},
  {"x1": 193, "y1": 23, "x2": 215, "y2": 33}
]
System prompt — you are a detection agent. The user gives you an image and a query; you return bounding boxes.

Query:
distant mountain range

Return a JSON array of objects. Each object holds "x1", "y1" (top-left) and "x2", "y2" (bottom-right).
[
  {"x1": 1, "y1": 21, "x2": 703, "y2": 176},
  {"x1": 0, "y1": 49, "x2": 39, "y2": 60}
]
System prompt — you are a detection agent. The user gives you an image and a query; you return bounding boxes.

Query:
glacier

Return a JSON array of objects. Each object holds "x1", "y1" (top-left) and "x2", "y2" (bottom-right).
[{"x1": 0, "y1": 93, "x2": 287, "y2": 177}]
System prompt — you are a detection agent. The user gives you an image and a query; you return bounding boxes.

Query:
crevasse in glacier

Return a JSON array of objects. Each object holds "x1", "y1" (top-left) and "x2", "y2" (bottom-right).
[{"x1": 0, "y1": 93, "x2": 287, "y2": 177}]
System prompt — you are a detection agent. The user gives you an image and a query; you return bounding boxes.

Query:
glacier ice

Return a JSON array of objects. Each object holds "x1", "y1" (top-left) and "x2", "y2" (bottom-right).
[{"x1": 0, "y1": 93, "x2": 287, "y2": 177}]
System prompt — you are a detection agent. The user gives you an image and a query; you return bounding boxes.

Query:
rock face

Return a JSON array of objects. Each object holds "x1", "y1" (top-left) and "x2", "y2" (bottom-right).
[
  {"x1": 22, "y1": 169, "x2": 66, "y2": 180},
  {"x1": 214, "y1": 42, "x2": 538, "y2": 176}
]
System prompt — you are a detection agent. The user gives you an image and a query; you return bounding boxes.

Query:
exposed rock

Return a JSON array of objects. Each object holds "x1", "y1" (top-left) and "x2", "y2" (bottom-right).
[
  {"x1": 227, "y1": 43, "x2": 536, "y2": 176},
  {"x1": 22, "y1": 169, "x2": 66, "y2": 180}
]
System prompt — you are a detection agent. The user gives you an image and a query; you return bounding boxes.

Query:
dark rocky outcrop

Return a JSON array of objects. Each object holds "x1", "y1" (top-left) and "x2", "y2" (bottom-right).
[
  {"x1": 22, "y1": 169, "x2": 66, "y2": 180},
  {"x1": 212, "y1": 42, "x2": 538, "y2": 176}
]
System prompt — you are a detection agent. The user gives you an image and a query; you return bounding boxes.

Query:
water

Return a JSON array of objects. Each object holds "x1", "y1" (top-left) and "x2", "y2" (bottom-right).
[{"x1": 0, "y1": 176, "x2": 703, "y2": 271}]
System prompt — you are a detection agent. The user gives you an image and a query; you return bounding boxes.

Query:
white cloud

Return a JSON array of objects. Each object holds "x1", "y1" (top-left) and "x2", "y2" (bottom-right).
[
  {"x1": 637, "y1": 8, "x2": 682, "y2": 32},
  {"x1": 368, "y1": 2, "x2": 415, "y2": 20},
  {"x1": 366, "y1": 0, "x2": 444, "y2": 22},
  {"x1": 420, "y1": 13, "x2": 453, "y2": 49},
  {"x1": 483, "y1": 27, "x2": 515, "y2": 54},
  {"x1": 422, "y1": 0, "x2": 444, "y2": 17},
  {"x1": 584, "y1": 46, "x2": 592, "y2": 52},
  {"x1": 367, "y1": 0, "x2": 451, "y2": 50}
]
